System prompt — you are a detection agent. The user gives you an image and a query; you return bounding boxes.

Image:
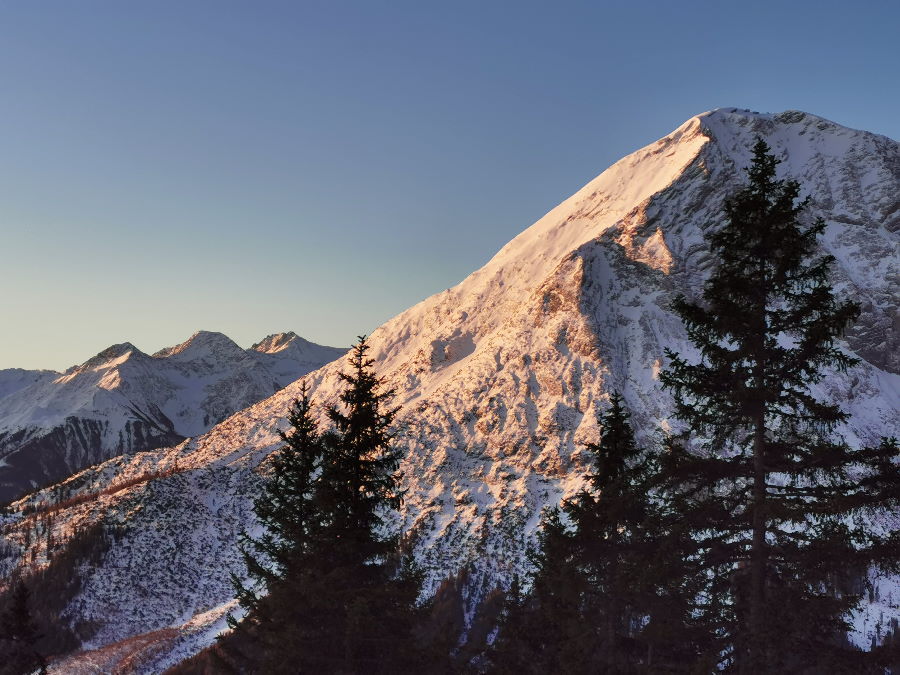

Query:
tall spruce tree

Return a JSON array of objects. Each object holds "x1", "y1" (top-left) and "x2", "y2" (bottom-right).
[
  {"x1": 226, "y1": 381, "x2": 326, "y2": 670},
  {"x1": 657, "y1": 139, "x2": 900, "y2": 673},
  {"x1": 567, "y1": 392, "x2": 658, "y2": 672},
  {"x1": 314, "y1": 336, "x2": 423, "y2": 673},
  {"x1": 321, "y1": 336, "x2": 404, "y2": 571},
  {"x1": 226, "y1": 341, "x2": 428, "y2": 673}
]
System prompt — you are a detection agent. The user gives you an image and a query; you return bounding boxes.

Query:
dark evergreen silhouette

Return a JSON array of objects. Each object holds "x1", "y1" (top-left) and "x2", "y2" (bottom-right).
[
  {"x1": 225, "y1": 380, "x2": 325, "y2": 670},
  {"x1": 321, "y1": 336, "x2": 404, "y2": 572},
  {"x1": 490, "y1": 509, "x2": 591, "y2": 673},
  {"x1": 313, "y1": 336, "x2": 424, "y2": 673},
  {"x1": 0, "y1": 579, "x2": 46, "y2": 675},
  {"x1": 491, "y1": 393, "x2": 694, "y2": 673},
  {"x1": 657, "y1": 139, "x2": 900, "y2": 673},
  {"x1": 225, "y1": 337, "x2": 427, "y2": 673}
]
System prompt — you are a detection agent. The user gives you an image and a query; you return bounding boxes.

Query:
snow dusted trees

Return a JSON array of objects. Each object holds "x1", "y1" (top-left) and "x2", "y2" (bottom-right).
[
  {"x1": 657, "y1": 139, "x2": 900, "y2": 672},
  {"x1": 227, "y1": 337, "x2": 425, "y2": 673}
]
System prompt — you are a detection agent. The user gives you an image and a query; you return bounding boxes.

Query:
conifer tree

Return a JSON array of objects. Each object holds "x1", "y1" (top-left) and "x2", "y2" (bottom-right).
[
  {"x1": 657, "y1": 139, "x2": 900, "y2": 673},
  {"x1": 567, "y1": 392, "x2": 656, "y2": 672},
  {"x1": 490, "y1": 509, "x2": 591, "y2": 673},
  {"x1": 226, "y1": 341, "x2": 428, "y2": 673},
  {"x1": 314, "y1": 336, "x2": 423, "y2": 673},
  {"x1": 227, "y1": 381, "x2": 325, "y2": 669},
  {"x1": 0, "y1": 579, "x2": 46, "y2": 675},
  {"x1": 321, "y1": 336, "x2": 404, "y2": 571},
  {"x1": 491, "y1": 393, "x2": 690, "y2": 673},
  {"x1": 571, "y1": 393, "x2": 706, "y2": 672}
]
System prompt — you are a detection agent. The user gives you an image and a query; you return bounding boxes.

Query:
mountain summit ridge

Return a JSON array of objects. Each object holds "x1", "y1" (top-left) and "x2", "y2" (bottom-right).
[
  {"x1": 251, "y1": 331, "x2": 301, "y2": 353},
  {"x1": 3, "y1": 109, "x2": 898, "y2": 671},
  {"x1": 0, "y1": 331, "x2": 346, "y2": 502},
  {"x1": 152, "y1": 330, "x2": 244, "y2": 360}
]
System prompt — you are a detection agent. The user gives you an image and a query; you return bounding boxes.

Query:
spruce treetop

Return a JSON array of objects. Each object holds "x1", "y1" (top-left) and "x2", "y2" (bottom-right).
[{"x1": 656, "y1": 137, "x2": 897, "y2": 672}]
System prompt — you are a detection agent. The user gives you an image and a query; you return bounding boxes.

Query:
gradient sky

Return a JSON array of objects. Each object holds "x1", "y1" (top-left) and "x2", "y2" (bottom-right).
[{"x1": 2, "y1": 1, "x2": 898, "y2": 370}]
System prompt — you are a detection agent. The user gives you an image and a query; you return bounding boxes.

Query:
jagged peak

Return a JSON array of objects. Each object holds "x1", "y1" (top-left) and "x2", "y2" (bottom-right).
[
  {"x1": 650, "y1": 107, "x2": 894, "y2": 152},
  {"x1": 70, "y1": 342, "x2": 144, "y2": 372},
  {"x1": 251, "y1": 331, "x2": 305, "y2": 354},
  {"x1": 697, "y1": 107, "x2": 825, "y2": 126},
  {"x1": 693, "y1": 107, "x2": 896, "y2": 157},
  {"x1": 153, "y1": 331, "x2": 243, "y2": 359}
]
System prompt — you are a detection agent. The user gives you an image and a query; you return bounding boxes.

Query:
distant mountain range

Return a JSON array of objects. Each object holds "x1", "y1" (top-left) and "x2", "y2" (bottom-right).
[
  {"x1": 0, "y1": 331, "x2": 345, "y2": 503},
  {"x1": 2, "y1": 109, "x2": 898, "y2": 671}
]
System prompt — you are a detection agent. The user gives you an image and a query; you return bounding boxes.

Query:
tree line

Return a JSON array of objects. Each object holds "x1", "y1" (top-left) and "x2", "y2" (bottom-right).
[
  {"x1": 208, "y1": 338, "x2": 427, "y2": 673},
  {"x1": 492, "y1": 139, "x2": 900, "y2": 674},
  {"x1": 4, "y1": 136, "x2": 896, "y2": 675},
  {"x1": 6, "y1": 139, "x2": 883, "y2": 674},
  {"x1": 204, "y1": 139, "x2": 899, "y2": 673}
]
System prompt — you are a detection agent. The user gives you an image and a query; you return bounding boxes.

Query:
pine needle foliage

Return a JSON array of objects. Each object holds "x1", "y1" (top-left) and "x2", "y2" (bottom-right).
[
  {"x1": 657, "y1": 139, "x2": 900, "y2": 673},
  {"x1": 226, "y1": 338, "x2": 426, "y2": 673},
  {"x1": 492, "y1": 393, "x2": 693, "y2": 673},
  {"x1": 227, "y1": 381, "x2": 326, "y2": 670},
  {"x1": 490, "y1": 508, "x2": 590, "y2": 673}
]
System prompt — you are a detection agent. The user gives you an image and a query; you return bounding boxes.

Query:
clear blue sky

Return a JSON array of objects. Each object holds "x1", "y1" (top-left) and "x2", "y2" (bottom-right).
[{"x1": 2, "y1": 0, "x2": 898, "y2": 370}]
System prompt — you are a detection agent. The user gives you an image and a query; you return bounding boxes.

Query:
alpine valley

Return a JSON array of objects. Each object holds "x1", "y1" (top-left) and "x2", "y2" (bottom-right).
[{"x1": 1, "y1": 109, "x2": 897, "y2": 672}]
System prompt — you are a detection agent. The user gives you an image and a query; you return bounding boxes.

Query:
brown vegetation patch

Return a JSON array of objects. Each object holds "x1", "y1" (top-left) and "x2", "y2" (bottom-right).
[{"x1": 50, "y1": 627, "x2": 180, "y2": 674}]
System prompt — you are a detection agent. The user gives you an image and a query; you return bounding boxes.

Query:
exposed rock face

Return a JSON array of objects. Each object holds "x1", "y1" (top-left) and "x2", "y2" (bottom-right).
[
  {"x1": 1, "y1": 109, "x2": 897, "y2": 672},
  {"x1": 0, "y1": 331, "x2": 345, "y2": 503}
]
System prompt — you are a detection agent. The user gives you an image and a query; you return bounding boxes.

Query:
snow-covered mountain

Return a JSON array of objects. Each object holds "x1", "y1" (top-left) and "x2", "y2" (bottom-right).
[
  {"x1": 1, "y1": 109, "x2": 898, "y2": 672},
  {"x1": 0, "y1": 331, "x2": 346, "y2": 503},
  {"x1": 0, "y1": 369, "x2": 58, "y2": 400}
]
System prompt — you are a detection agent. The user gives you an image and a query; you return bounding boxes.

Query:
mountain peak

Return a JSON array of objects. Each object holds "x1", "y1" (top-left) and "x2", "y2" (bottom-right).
[
  {"x1": 700, "y1": 107, "x2": 838, "y2": 126},
  {"x1": 251, "y1": 331, "x2": 304, "y2": 354},
  {"x1": 8, "y1": 110, "x2": 898, "y2": 669},
  {"x1": 74, "y1": 342, "x2": 144, "y2": 372},
  {"x1": 153, "y1": 331, "x2": 244, "y2": 360},
  {"x1": 250, "y1": 332, "x2": 348, "y2": 379}
]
